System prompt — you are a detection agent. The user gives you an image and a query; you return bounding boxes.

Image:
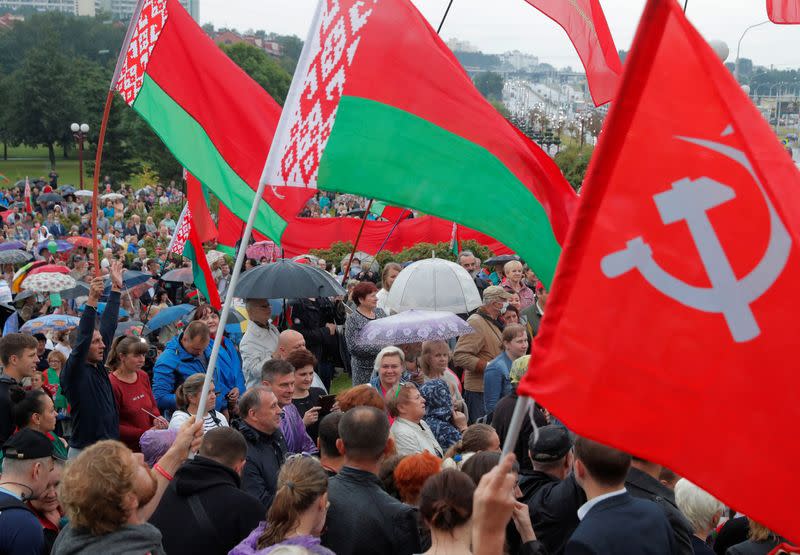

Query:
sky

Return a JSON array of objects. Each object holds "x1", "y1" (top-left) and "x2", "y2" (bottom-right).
[{"x1": 199, "y1": 0, "x2": 800, "y2": 71}]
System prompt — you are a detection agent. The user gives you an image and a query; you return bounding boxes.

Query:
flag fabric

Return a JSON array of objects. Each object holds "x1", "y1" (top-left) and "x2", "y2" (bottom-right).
[
  {"x1": 113, "y1": 0, "x2": 313, "y2": 243},
  {"x1": 261, "y1": 0, "x2": 577, "y2": 288},
  {"x1": 449, "y1": 222, "x2": 460, "y2": 257},
  {"x1": 767, "y1": 0, "x2": 800, "y2": 23},
  {"x1": 23, "y1": 177, "x2": 32, "y2": 214},
  {"x1": 168, "y1": 197, "x2": 221, "y2": 309},
  {"x1": 369, "y1": 201, "x2": 409, "y2": 223},
  {"x1": 521, "y1": 0, "x2": 800, "y2": 543},
  {"x1": 523, "y1": 0, "x2": 622, "y2": 106}
]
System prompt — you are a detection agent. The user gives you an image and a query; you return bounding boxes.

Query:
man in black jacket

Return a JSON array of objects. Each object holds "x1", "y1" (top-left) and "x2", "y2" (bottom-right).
[
  {"x1": 0, "y1": 333, "x2": 39, "y2": 444},
  {"x1": 61, "y1": 262, "x2": 123, "y2": 458},
  {"x1": 626, "y1": 458, "x2": 694, "y2": 555},
  {"x1": 150, "y1": 427, "x2": 265, "y2": 555},
  {"x1": 322, "y1": 406, "x2": 420, "y2": 555},
  {"x1": 236, "y1": 386, "x2": 287, "y2": 507},
  {"x1": 290, "y1": 297, "x2": 345, "y2": 391},
  {"x1": 519, "y1": 425, "x2": 574, "y2": 504}
]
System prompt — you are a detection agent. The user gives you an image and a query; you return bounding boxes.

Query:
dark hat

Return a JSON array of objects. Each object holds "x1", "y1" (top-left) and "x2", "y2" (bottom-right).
[
  {"x1": 528, "y1": 425, "x2": 573, "y2": 462},
  {"x1": 2, "y1": 429, "x2": 54, "y2": 460}
]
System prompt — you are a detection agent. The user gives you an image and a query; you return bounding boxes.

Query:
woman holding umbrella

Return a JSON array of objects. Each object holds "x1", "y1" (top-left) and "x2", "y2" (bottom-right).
[
  {"x1": 344, "y1": 282, "x2": 387, "y2": 386},
  {"x1": 190, "y1": 303, "x2": 245, "y2": 417}
]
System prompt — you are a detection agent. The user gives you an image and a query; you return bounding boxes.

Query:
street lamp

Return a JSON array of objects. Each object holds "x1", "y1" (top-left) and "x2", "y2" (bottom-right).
[
  {"x1": 71, "y1": 123, "x2": 89, "y2": 190},
  {"x1": 734, "y1": 20, "x2": 769, "y2": 82}
]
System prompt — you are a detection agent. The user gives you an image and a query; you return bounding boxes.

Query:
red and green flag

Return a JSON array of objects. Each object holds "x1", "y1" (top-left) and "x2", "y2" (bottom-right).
[
  {"x1": 168, "y1": 175, "x2": 221, "y2": 308},
  {"x1": 112, "y1": 0, "x2": 312, "y2": 242},
  {"x1": 261, "y1": 0, "x2": 577, "y2": 287}
]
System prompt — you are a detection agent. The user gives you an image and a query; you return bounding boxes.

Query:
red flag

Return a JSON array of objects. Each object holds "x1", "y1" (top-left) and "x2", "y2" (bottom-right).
[
  {"x1": 185, "y1": 173, "x2": 218, "y2": 244},
  {"x1": 523, "y1": 0, "x2": 622, "y2": 106},
  {"x1": 767, "y1": 0, "x2": 800, "y2": 23},
  {"x1": 521, "y1": 0, "x2": 800, "y2": 543},
  {"x1": 24, "y1": 177, "x2": 32, "y2": 214}
]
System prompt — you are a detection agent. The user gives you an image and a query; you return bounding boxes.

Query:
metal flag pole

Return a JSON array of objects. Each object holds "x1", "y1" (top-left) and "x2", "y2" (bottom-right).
[
  {"x1": 500, "y1": 395, "x2": 532, "y2": 458},
  {"x1": 194, "y1": 0, "x2": 325, "y2": 421},
  {"x1": 437, "y1": 0, "x2": 455, "y2": 33},
  {"x1": 341, "y1": 199, "x2": 374, "y2": 286}
]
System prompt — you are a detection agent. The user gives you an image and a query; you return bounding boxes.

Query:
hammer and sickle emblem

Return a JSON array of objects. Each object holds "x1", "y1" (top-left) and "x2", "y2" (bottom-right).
[{"x1": 600, "y1": 133, "x2": 792, "y2": 343}]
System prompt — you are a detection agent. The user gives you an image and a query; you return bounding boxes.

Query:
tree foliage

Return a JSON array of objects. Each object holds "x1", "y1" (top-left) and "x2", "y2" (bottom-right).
[
  {"x1": 474, "y1": 71, "x2": 504, "y2": 101},
  {"x1": 220, "y1": 42, "x2": 292, "y2": 104},
  {"x1": 554, "y1": 145, "x2": 594, "y2": 193},
  {"x1": 310, "y1": 239, "x2": 494, "y2": 271}
]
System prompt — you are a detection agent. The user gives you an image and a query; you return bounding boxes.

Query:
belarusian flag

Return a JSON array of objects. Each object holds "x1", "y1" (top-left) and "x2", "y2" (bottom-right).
[
  {"x1": 767, "y1": 0, "x2": 800, "y2": 23},
  {"x1": 449, "y1": 222, "x2": 460, "y2": 257},
  {"x1": 261, "y1": 0, "x2": 577, "y2": 287},
  {"x1": 168, "y1": 188, "x2": 221, "y2": 309},
  {"x1": 112, "y1": 0, "x2": 312, "y2": 242},
  {"x1": 24, "y1": 177, "x2": 32, "y2": 214}
]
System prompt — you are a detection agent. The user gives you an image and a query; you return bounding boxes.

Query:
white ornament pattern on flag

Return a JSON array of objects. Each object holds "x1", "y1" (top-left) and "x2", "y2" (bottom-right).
[
  {"x1": 115, "y1": 0, "x2": 168, "y2": 105},
  {"x1": 169, "y1": 205, "x2": 192, "y2": 255},
  {"x1": 277, "y1": 0, "x2": 379, "y2": 188}
]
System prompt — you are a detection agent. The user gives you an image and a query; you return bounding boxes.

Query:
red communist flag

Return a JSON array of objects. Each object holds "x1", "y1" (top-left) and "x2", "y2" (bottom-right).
[
  {"x1": 520, "y1": 0, "x2": 800, "y2": 543},
  {"x1": 767, "y1": 0, "x2": 800, "y2": 23},
  {"x1": 523, "y1": 0, "x2": 622, "y2": 106}
]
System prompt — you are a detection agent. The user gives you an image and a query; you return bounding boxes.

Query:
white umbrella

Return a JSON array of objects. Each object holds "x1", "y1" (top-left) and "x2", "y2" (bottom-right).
[
  {"x1": 74, "y1": 190, "x2": 93, "y2": 198},
  {"x1": 358, "y1": 309, "x2": 474, "y2": 347},
  {"x1": 385, "y1": 258, "x2": 481, "y2": 313},
  {"x1": 101, "y1": 192, "x2": 124, "y2": 201},
  {"x1": 206, "y1": 250, "x2": 226, "y2": 266},
  {"x1": 340, "y1": 251, "x2": 379, "y2": 273}
]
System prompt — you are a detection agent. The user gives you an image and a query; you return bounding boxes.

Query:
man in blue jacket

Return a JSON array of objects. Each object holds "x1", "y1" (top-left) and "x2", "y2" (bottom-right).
[
  {"x1": 152, "y1": 321, "x2": 211, "y2": 414},
  {"x1": 61, "y1": 261, "x2": 123, "y2": 459}
]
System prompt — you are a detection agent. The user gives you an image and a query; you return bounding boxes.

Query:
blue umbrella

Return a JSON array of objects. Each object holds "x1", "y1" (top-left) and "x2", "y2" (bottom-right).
[
  {"x1": 142, "y1": 304, "x2": 194, "y2": 334},
  {"x1": 0, "y1": 241, "x2": 25, "y2": 252},
  {"x1": 78, "y1": 302, "x2": 129, "y2": 318},
  {"x1": 102, "y1": 270, "x2": 153, "y2": 294},
  {"x1": 37, "y1": 240, "x2": 74, "y2": 253},
  {"x1": 20, "y1": 314, "x2": 80, "y2": 334}
]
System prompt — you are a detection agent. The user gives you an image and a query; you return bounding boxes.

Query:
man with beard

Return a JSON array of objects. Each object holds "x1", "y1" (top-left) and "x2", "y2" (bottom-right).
[
  {"x1": 458, "y1": 250, "x2": 489, "y2": 296},
  {"x1": 53, "y1": 419, "x2": 202, "y2": 554}
]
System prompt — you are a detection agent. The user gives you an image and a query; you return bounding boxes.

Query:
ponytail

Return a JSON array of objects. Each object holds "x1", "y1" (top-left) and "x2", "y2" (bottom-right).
[
  {"x1": 257, "y1": 456, "x2": 328, "y2": 549},
  {"x1": 12, "y1": 389, "x2": 50, "y2": 429},
  {"x1": 174, "y1": 373, "x2": 205, "y2": 411}
]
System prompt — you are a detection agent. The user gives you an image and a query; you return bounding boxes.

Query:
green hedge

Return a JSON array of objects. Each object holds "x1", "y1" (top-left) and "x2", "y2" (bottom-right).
[{"x1": 310, "y1": 240, "x2": 494, "y2": 271}]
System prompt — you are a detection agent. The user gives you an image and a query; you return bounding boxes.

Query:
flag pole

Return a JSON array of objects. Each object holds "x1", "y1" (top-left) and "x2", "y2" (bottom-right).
[
  {"x1": 371, "y1": 208, "x2": 410, "y2": 259},
  {"x1": 437, "y1": 0, "x2": 455, "y2": 33},
  {"x1": 89, "y1": 0, "x2": 146, "y2": 277},
  {"x1": 341, "y1": 199, "x2": 374, "y2": 285},
  {"x1": 500, "y1": 395, "x2": 532, "y2": 458},
  {"x1": 195, "y1": 0, "x2": 326, "y2": 422}
]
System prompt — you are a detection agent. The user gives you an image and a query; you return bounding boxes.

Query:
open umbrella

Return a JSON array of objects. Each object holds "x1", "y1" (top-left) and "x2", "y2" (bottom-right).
[
  {"x1": 36, "y1": 240, "x2": 73, "y2": 253},
  {"x1": 483, "y1": 254, "x2": 520, "y2": 267},
  {"x1": 340, "y1": 251, "x2": 379, "y2": 273},
  {"x1": 115, "y1": 320, "x2": 145, "y2": 338},
  {"x1": 160, "y1": 267, "x2": 194, "y2": 283},
  {"x1": 22, "y1": 272, "x2": 76, "y2": 293},
  {"x1": 206, "y1": 250, "x2": 226, "y2": 266},
  {"x1": 234, "y1": 259, "x2": 346, "y2": 299},
  {"x1": 358, "y1": 309, "x2": 474, "y2": 347},
  {"x1": 101, "y1": 193, "x2": 124, "y2": 201},
  {"x1": 0, "y1": 250, "x2": 31, "y2": 265},
  {"x1": 185, "y1": 306, "x2": 244, "y2": 326},
  {"x1": 142, "y1": 304, "x2": 194, "y2": 334},
  {"x1": 74, "y1": 190, "x2": 93, "y2": 198},
  {"x1": 59, "y1": 185, "x2": 76, "y2": 195},
  {"x1": 29, "y1": 264, "x2": 70, "y2": 275},
  {"x1": 0, "y1": 241, "x2": 26, "y2": 252},
  {"x1": 11, "y1": 260, "x2": 47, "y2": 293},
  {"x1": 66, "y1": 236, "x2": 92, "y2": 248},
  {"x1": 60, "y1": 281, "x2": 90, "y2": 300},
  {"x1": 386, "y1": 258, "x2": 481, "y2": 313},
  {"x1": 246, "y1": 240, "x2": 278, "y2": 261},
  {"x1": 37, "y1": 192, "x2": 63, "y2": 204},
  {"x1": 78, "y1": 302, "x2": 129, "y2": 318},
  {"x1": 20, "y1": 314, "x2": 80, "y2": 334}
]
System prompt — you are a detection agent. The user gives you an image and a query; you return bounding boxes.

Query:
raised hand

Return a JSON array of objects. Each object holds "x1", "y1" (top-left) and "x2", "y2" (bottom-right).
[
  {"x1": 88, "y1": 276, "x2": 105, "y2": 306},
  {"x1": 110, "y1": 259, "x2": 124, "y2": 291}
]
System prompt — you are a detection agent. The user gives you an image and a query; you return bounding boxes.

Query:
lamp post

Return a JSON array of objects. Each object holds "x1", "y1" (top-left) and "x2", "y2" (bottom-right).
[
  {"x1": 734, "y1": 20, "x2": 769, "y2": 82},
  {"x1": 71, "y1": 123, "x2": 89, "y2": 190}
]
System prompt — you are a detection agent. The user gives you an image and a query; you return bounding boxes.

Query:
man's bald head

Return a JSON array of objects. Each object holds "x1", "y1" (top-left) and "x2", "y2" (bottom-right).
[{"x1": 275, "y1": 329, "x2": 305, "y2": 359}]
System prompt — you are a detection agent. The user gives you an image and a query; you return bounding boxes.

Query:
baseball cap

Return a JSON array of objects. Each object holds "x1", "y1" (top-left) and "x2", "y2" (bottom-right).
[
  {"x1": 528, "y1": 425, "x2": 573, "y2": 462},
  {"x1": 2, "y1": 429, "x2": 54, "y2": 460}
]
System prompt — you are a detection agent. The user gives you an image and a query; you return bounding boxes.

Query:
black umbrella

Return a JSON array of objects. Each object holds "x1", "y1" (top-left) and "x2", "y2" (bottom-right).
[
  {"x1": 234, "y1": 259, "x2": 346, "y2": 299},
  {"x1": 483, "y1": 254, "x2": 521, "y2": 266},
  {"x1": 37, "y1": 192, "x2": 63, "y2": 203},
  {"x1": 161, "y1": 267, "x2": 194, "y2": 283},
  {"x1": 0, "y1": 250, "x2": 31, "y2": 265},
  {"x1": 60, "y1": 281, "x2": 90, "y2": 300}
]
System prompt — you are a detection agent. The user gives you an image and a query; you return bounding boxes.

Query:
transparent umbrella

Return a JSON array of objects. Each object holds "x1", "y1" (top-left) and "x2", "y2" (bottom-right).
[{"x1": 386, "y1": 258, "x2": 481, "y2": 313}]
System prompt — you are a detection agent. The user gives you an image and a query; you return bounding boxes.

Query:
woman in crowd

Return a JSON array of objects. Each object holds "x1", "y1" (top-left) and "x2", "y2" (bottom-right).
[
  {"x1": 502, "y1": 260, "x2": 534, "y2": 310},
  {"x1": 387, "y1": 382, "x2": 443, "y2": 457},
  {"x1": 393, "y1": 451, "x2": 441, "y2": 506},
  {"x1": 335, "y1": 384, "x2": 386, "y2": 413},
  {"x1": 231, "y1": 456, "x2": 334, "y2": 555},
  {"x1": 418, "y1": 469, "x2": 475, "y2": 555},
  {"x1": 108, "y1": 336, "x2": 166, "y2": 451},
  {"x1": 442, "y1": 423, "x2": 501, "y2": 469},
  {"x1": 43, "y1": 351, "x2": 68, "y2": 428},
  {"x1": 419, "y1": 340, "x2": 466, "y2": 415},
  {"x1": 10, "y1": 388, "x2": 69, "y2": 460},
  {"x1": 483, "y1": 324, "x2": 528, "y2": 415},
  {"x1": 288, "y1": 348, "x2": 325, "y2": 442},
  {"x1": 375, "y1": 262, "x2": 402, "y2": 311},
  {"x1": 28, "y1": 460, "x2": 65, "y2": 552},
  {"x1": 344, "y1": 281, "x2": 387, "y2": 385},
  {"x1": 191, "y1": 303, "x2": 245, "y2": 417},
  {"x1": 419, "y1": 379, "x2": 467, "y2": 451},
  {"x1": 145, "y1": 215, "x2": 157, "y2": 235},
  {"x1": 501, "y1": 303, "x2": 521, "y2": 326},
  {"x1": 674, "y1": 479, "x2": 725, "y2": 555},
  {"x1": 169, "y1": 373, "x2": 229, "y2": 433}
]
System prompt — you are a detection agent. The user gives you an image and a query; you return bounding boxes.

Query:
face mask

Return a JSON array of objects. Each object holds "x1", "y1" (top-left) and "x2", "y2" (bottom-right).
[{"x1": 501, "y1": 302, "x2": 510, "y2": 313}]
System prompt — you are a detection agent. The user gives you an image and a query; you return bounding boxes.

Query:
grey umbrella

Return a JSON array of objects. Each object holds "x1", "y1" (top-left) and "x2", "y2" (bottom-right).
[
  {"x1": 37, "y1": 192, "x2": 63, "y2": 203},
  {"x1": 60, "y1": 281, "x2": 90, "y2": 300},
  {"x1": 234, "y1": 259, "x2": 345, "y2": 299},
  {"x1": 161, "y1": 267, "x2": 194, "y2": 283},
  {"x1": 0, "y1": 250, "x2": 31, "y2": 265},
  {"x1": 483, "y1": 254, "x2": 521, "y2": 266}
]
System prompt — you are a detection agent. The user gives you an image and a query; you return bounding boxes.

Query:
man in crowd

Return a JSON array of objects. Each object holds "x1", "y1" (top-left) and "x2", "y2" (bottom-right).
[
  {"x1": 149, "y1": 427, "x2": 264, "y2": 555},
  {"x1": 291, "y1": 296, "x2": 343, "y2": 391},
  {"x1": 0, "y1": 429, "x2": 55, "y2": 554},
  {"x1": 567, "y1": 437, "x2": 675, "y2": 554},
  {"x1": 454, "y1": 285, "x2": 509, "y2": 422},
  {"x1": 240, "y1": 298, "x2": 279, "y2": 389},
  {"x1": 0, "y1": 333, "x2": 39, "y2": 443},
  {"x1": 322, "y1": 406, "x2": 420, "y2": 555},
  {"x1": 33, "y1": 332, "x2": 51, "y2": 371},
  {"x1": 237, "y1": 386, "x2": 287, "y2": 507},
  {"x1": 273, "y1": 329, "x2": 327, "y2": 391},
  {"x1": 159, "y1": 211, "x2": 176, "y2": 233},
  {"x1": 519, "y1": 424, "x2": 574, "y2": 503},
  {"x1": 152, "y1": 321, "x2": 211, "y2": 414},
  {"x1": 458, "y1": 249, "x2": 489, "y2": 295},
  {"x1": 521, "y1": 282, "x2": 548, "y2": 337},
  {"x1": 61, "y1": 262, "x2": 123, "y2": 458},
  {"x1": 261, "y1": 359, "x2": 317, "y2": 455},
  {"x1": 54, "y1": 420, "x2": 202, "y2": 553},
  {"x1": 626, "y1": 456, "x2": 694, "y2": 555},
  {"x1": 317, "y1": 412, "x2": 343, "y2": 476}
]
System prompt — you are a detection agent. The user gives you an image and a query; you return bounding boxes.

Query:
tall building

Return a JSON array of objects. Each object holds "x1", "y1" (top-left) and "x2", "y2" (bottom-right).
[
  {"x1": 94, "y1": 0, "x2": 196, "y2": 20},
  {"x1": 0, "y1": 0, "x2": 196, "y2": 19}
]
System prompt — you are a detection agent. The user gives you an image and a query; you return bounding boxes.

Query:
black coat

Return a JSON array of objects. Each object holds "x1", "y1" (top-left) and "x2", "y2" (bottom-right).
[
  {"x1": 527, "y1": 473, "x2": 587, "y2": 555},
  {"x1": 290, "y1": 298, "x2": 344, "y2": 365},
  {"x1": 322, "y1": 466, "x2": 420, "y2": 555},
  {"x1": 237, "y1": 420, "x2": 287, "y2": 508},
  {"x1": 565, "y1": 492, "x2": 675, "y2": 555},
  {"x1": 492, "y1": 392, "x2": 548, "y2": 473},
  {"x1": 149, "y1": 456, "x2": 264, "y2": 555},
  {"x1": 626, "y1": 467, "x2": 694, "y2": 555},
  {"x1": 714, "y1": 517, "x2": 750, "y2": 555},
  {"x1": 0, "y1": 375, "x2": 19, "y2": 445},
  {"x1": 518, "y1": 469, "x2": 560, "y2": 505},
  {"x1": 726, "y1": 538, "x2": 786, "y2": 555}
]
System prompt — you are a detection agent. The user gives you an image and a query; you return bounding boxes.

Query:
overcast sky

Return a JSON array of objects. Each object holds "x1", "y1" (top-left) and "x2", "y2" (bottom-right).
[{"x1": 200, "y1": 0, "x2": 800, "y2": 71}]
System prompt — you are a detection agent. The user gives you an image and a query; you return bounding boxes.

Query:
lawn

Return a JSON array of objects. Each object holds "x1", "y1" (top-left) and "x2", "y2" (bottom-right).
[
  {"x1": 331, "y1": 371, "x2": 351, "y2": 395},
  {"x1": 1, "y1": 145, "x2": 85, "y2": 187}
]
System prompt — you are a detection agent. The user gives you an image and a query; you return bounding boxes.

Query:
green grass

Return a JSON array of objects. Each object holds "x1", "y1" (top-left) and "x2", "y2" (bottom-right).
[
  {"x1": 331, "y1": 372, "x2": 352, "y2": 395},
  {"x1": 0, "y1": 159, "x2": 83, "y2": 186}
]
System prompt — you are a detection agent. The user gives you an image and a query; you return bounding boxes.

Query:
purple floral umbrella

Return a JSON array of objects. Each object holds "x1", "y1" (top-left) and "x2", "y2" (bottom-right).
[{"x1": 358, "y1": 309, "x2": 475, "y2": 347}]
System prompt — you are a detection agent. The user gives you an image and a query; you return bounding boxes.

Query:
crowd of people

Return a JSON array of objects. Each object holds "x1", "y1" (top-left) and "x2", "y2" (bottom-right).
[{"x1": 0, "y1": 177, "x2": 793, "y2": 555}]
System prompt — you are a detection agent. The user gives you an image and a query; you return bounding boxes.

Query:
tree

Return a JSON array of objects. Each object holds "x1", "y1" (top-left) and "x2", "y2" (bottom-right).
[
  {"x1": 220, "y1": 42, "x2": 292, "y2": 104},
  {"x1": 474, "y1": 71, "x2": 504, "y2": 101},
  {"x1": 554, "y1": 145, "x2": 594, "y2": 193},
  {"x1": 0, "y1": 74, "x2": 16, "y2": 160},
  {"x1": 489, "y1": 100, "x2": 510, "y2": 119}
]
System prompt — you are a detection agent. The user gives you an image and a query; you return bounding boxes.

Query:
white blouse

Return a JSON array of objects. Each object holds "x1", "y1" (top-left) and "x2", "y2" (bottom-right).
[{"x1": 390, "y1": 417, "x2": 443, "y2": 457}]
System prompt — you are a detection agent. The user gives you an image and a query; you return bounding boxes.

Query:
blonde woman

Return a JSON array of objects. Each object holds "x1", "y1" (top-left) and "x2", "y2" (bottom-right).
[{"x1": 419, "y1": 340, "x2": 466, "y2": 416}]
